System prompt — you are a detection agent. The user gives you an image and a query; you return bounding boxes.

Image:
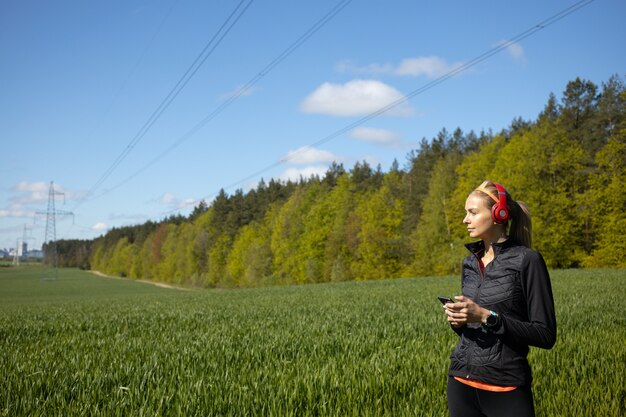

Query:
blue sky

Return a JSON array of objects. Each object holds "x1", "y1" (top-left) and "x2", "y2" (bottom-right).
[{"x1": 1, "y1": 0, "x2": 624, "y2": 251}]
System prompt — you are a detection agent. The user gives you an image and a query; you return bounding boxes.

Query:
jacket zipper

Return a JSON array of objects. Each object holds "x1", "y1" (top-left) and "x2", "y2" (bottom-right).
[{"x1": 465, "y1": 250, "x2": 491, "y2": 378}]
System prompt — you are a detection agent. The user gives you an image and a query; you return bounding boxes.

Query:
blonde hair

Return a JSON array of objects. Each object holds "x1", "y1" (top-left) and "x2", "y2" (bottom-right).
[{"x1": 472, "y1": 181, "x2": 532, "y2": 248}]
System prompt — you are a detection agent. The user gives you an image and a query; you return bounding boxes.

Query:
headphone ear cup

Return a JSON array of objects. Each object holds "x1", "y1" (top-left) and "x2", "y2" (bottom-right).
[
  {"x1": 491, "y1": 182, "x2": 509, "y2": 224},
  {"x1": 491, "y1": 203, "x2": 509, "y2": 224}
]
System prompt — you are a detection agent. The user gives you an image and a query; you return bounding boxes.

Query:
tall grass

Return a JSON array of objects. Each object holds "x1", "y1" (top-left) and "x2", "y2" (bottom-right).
[{"x1": 0, "y1": 268, "x2": 624, "y2": 416}]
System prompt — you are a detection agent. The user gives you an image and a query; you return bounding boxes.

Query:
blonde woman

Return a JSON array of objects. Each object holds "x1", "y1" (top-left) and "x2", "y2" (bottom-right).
[{"x1": 443, "y1": 181, "x2": 556, "y2": 417}]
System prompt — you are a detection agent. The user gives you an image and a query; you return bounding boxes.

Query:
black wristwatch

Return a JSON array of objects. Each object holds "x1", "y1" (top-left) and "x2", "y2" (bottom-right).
[{"x1": 482, "y1": 310, "x2": 500, "y2": 330}]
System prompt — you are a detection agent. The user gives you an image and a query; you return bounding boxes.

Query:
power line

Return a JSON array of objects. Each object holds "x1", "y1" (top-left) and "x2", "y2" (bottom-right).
[
  {"x1": 81, "y1": 0, "x2": 180, "y2": 148},
  {"x1": 73, "y1": 0, "x2": 255, "y2": 212},
  {"x1": 81, "y1": 0, "x2": 353, "y2": 203},
  {"x1": 169, "y1": 0, "x2": 595, "y2": 213}
]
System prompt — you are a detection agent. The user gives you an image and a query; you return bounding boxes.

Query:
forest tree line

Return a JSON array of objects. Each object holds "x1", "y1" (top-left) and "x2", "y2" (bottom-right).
[{"x1": 51, "y1": 75, "x2": 626, "y2": 287}]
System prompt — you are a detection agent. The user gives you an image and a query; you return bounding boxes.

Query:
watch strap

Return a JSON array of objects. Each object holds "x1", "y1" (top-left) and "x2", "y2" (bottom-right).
[{"x1": 482, "y1": 310, "x2": 499, "y2": 331}]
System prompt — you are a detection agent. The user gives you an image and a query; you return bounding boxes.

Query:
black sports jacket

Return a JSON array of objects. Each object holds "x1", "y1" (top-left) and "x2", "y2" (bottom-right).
[{"x1": 448, "y1": 239, "x2": 557, "y2": 387}]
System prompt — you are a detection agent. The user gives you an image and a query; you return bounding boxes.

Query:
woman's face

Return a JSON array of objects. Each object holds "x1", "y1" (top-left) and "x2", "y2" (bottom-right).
[{"x1": 463, "y1": 193, "x2": 497, "y2": 240}]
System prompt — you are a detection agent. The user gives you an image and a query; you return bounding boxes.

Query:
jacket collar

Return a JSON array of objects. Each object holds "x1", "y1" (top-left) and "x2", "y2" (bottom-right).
[{"x1": 465, "y1": 238, "x2": 516, "y2": 258}]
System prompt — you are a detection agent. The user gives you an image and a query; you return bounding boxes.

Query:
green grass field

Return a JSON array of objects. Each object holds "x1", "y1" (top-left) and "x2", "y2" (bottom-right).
[{"x1": 1, "y1": 267, "x2": 624, "y2": 416}]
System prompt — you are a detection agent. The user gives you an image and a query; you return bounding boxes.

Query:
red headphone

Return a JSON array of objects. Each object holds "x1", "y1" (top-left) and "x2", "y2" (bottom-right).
[
  {"x1": 491, "y1": 183, "x2": 510, "y2": 224},
  {"x1": 476, "y1": 182, "x2": 510, "y2": 224}
]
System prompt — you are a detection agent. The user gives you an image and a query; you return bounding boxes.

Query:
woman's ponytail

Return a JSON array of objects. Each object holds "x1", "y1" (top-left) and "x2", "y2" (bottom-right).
[{"x1": 509, "y1": 200, "x2": 532, "y2": 248}]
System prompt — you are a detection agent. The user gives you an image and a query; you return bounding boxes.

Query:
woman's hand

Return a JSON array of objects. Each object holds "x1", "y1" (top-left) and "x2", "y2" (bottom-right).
[{"x1": 443, "y1": 296, "x2": 490, "y2": 327}]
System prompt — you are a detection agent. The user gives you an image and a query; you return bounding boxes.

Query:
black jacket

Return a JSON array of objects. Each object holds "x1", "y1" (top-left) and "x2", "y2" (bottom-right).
[{"x1": 448, "y1": 239, "x2": 557, "y2": 387}]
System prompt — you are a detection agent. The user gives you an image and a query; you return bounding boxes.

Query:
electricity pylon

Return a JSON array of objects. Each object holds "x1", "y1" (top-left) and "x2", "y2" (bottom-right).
[
  {"x1": 36, "y1": 181, "x2": 73, "y2": 280},
  {"x1": 12, "y1": 224, "x2": 35, "y2": 266}
]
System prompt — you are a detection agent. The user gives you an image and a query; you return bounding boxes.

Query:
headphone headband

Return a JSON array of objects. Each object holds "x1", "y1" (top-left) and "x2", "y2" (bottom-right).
[
  {"x1": 475, "y1": 181, "x2": 509, "y2": 224},
  {"x1": 475, "y1": 182, "x2": 499, "y2": 203}
]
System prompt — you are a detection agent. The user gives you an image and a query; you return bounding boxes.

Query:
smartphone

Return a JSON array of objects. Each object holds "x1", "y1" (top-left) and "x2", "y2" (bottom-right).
[{"x1": 437, "y1": 296, "x2": 455, "y2": 305}]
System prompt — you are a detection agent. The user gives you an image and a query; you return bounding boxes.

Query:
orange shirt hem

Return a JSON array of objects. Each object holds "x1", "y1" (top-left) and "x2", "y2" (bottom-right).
[{"x1": 453, "y1": 376, "x2": 517, "y2": 392}]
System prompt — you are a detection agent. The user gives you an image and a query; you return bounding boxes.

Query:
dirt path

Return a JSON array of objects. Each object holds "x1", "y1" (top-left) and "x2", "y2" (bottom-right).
[{"x1": 90, "y1": 270, "x2": 192, "y2": 291}]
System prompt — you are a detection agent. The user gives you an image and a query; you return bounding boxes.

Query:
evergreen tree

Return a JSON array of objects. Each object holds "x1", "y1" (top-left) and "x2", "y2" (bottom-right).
[
  {"x1": 189, "y1": 200, "x2": 208, "y2": 221},
  {"x1": 594, "y1": 74, "x2": 626, "y2": 139},
  {"x1": 323, "y1": 162, "x2": 346, "y2": 187},
  {"x1": 559, "y1": 77, "x2": 601, "y2": 154},
  {"x1": 538, "y1": 93, "x2": 559, "y2": 122}
]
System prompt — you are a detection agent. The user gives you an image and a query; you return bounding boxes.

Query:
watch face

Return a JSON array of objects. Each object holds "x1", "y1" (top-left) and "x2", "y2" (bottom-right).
[{"x1": 487, "y1": 312, "x2": 498, "y2": 325}]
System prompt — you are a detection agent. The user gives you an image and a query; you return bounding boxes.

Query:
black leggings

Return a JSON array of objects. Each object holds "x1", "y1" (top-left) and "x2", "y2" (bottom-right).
[{"x1": 447, "y1": 376, "x2": 535, "y2": 417}]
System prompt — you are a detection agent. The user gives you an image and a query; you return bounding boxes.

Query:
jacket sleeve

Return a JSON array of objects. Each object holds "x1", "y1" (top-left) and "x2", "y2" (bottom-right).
[
  {"x1": 497, "y1": 250, "x2": 557, "y2": 349},
  {"x1": 450, "y1": 322, "x2": 465, "y2": 335}
]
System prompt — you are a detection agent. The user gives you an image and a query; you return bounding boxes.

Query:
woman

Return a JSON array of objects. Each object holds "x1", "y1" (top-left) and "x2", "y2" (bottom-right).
[{"x1": 443, "y1": 181, "x2": 556, "y2": 417}]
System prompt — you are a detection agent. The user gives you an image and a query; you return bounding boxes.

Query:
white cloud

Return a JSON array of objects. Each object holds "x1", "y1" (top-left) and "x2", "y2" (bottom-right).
[
  {"x1": 220, "y1": 84, "x2": 257, "y2": 100},
  {"x1": 350, "y1": 127, "x2": 399, "y2": 145},
  {"x1": 336, "y1": 56, "x2": 463, "y2": 79},
  {"x1": 13, "y1": 181, "x2": 52, "y2": 204},
  {"x1": 395, "y1": 56, "x2": 462, "y2": 78},
  {"x1": 1, "y1": 181, "x2": 64, "y2": 220},
  {"x1": 92, "y1": 223, "x2": 108, "y2": 232},
  {"x1": 494, "y1": 40, "x2": 525, "y2": 63},
  {"x1": 179, "y1": 198, "x2": 197, "y2": 209},
  {"x1": 10, "y1": 181, "x2": 81, "y2": 206},
  {"x1": 157, "y1": 192, "x2": 197, "y2": 211},
  {"x1": 160, "y1": 192, "x2": 175, "y2": 205},
  {"x1": 277, "y1": 166, "x2": 330, "y2": 183},
  {"x1": 506, "y1": 42, "x2": 525, "y2": 62},
  {"x1": 15, "y1": 181, "x2": 49, "y2": 193},
  {"x1": 0, "y1": 199, "x2": 34, "y2": 218},
  {"x1": 300, "y1": 79, "x2": 413, "y2": 117},
  {"x1": 0, "y1": 209, "x2": 29, "y2": 218},
  {"x1": 335, "y1": 60, "x2": 393, "y2": 75},
  {"x1": 281, "y1": 146, "x2": 341, "y2": 165}
]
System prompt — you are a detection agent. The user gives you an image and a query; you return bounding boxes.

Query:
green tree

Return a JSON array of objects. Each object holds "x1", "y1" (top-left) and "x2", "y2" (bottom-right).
[
  {"x1": 189, "y1": 212, "x2": 212, "y2": 285},
  {"x1": 297, "y1": 183, "x2": 338, "y2": 283},
  {"x1": 189, "y1": 200, "x2": 208, "y2": 221},
  {"x1": 559, "y1": 77, "x2": 601, "y2": 154},
  {"x1": 207, "y1": 233, "x2": 232, "y2": 287},
  {"x1": 321, "y1": 174, "x2": 355, "y2": 282},
  {"x1": 353, "y1": 170, "x2": 406, "y2": 280},
  {"x1": 594, "y1": 75, "x2": 625, "y2": 139},
  {"x1": 90, "y1": 241, "x2": 105, "y2": 272},
  {"x1": 227, "y1": 220, "x2": 272, "y2": 287},
  {"x1": 404, "y1": 138, "x2": 443, "y2": 233},
  {"x1": 583, "y1": 134, "x2": 626, "y2": 267},
  {"x1": 449, "y1": 134, "x2": 507, "y2": 241},
  {"x1": 155, "y1": 223, "x2": 180, "y2": 283},
  {"x1": 491, "y1": 119, "x2": 587, "y2": 267},
  {"x1": 109, "y1": 237, "x2": 132, "y2": 277},
  {"x1": 270, "y1": 183, "x2": 324, "y2": 285},
  {"x1": 408, "y1": 153, "x2": 464, "y2": 276}
]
